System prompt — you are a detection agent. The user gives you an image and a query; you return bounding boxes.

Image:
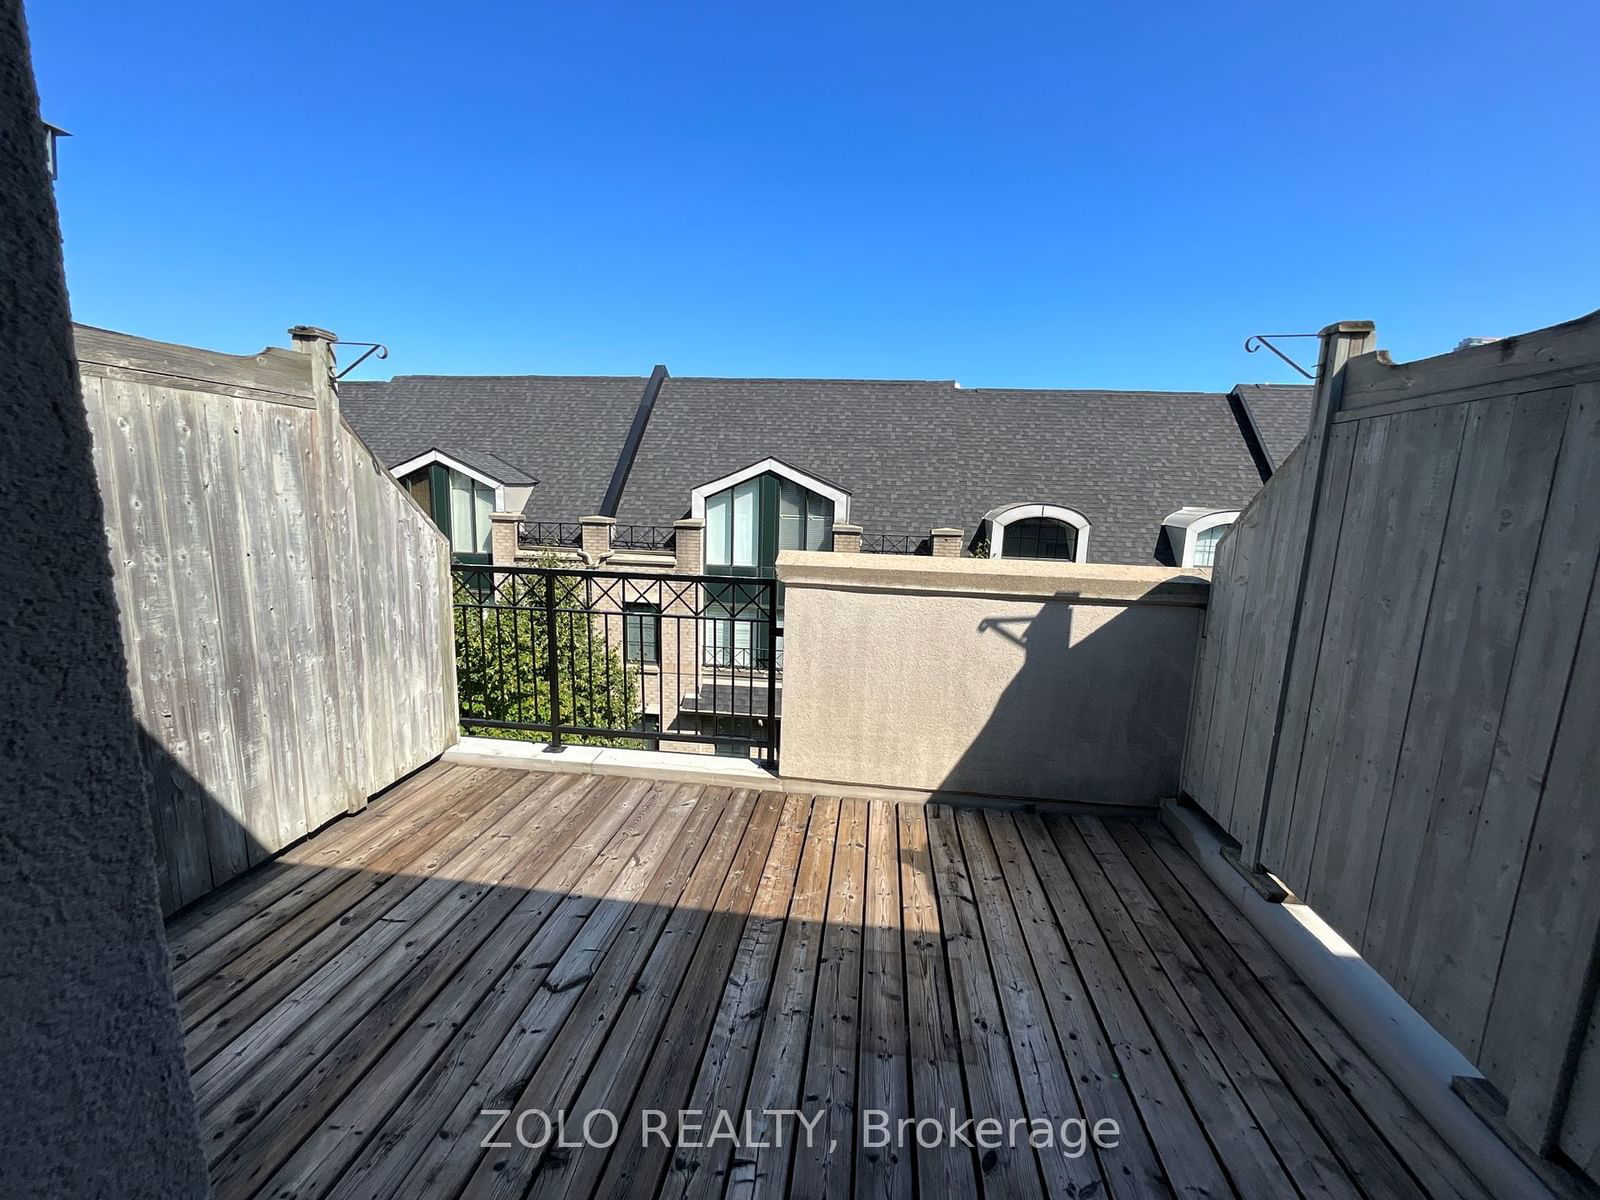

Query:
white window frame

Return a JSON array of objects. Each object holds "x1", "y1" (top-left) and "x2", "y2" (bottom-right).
[
  {"x1": 390, "y1": 449, "x2": 507, "y2": 512},
  {"x1": 689, "y1": 458, "x2": 850, "y2": 523},
  {"x1": 1163, "y1": 508, "x2": 1239, "y2": 568},
  {"x1": 690, "y1": 458, "x2": 850, "y2": 569},
  {"x1": 986, "y1": 503, "x2": 1091, "y2": 563}
]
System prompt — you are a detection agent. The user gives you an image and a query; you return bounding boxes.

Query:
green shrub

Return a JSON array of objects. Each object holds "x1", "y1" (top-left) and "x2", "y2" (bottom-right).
[{"x1": 454, "y1": 561, "x2": 645, "y2": 747}]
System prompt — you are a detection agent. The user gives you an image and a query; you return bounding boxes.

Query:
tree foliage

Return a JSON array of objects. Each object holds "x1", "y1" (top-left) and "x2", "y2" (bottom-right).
[{"x1": 454, "y1": 560, "x2": 644, "y2": 747}]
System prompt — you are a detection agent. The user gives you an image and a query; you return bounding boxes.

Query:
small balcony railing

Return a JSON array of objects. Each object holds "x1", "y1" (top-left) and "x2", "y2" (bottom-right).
[
  {"x1": 860, "y1": 532, "x2": 932, "y2": 555},
  {"x1": 519, "y1": 521, "x2": 583, "y2": 548},
  {"x1": 452, "y1": 564, "x2": 780, "y2": 764},
  {"x1": 611, "y1": 523, "x2": 677, "y2": 551}
]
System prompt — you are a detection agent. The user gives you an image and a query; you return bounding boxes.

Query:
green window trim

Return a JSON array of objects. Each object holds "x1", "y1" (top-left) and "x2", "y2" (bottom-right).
[
  {"x1": 402, "y1": 462, "x2": 496, "y2": 562},
  {"x1": 623, "y1": 602, "x2": 661, "y2": 665}
]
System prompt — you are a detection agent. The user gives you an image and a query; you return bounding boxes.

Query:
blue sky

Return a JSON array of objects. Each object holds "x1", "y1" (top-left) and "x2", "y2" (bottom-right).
[{"x1": 27, "y1": 1, "x2": 1600, "y2": 388}]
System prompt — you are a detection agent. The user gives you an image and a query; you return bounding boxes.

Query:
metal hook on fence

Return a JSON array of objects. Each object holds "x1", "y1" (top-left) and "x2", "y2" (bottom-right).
[
  {"x1": 333, "y1": 341, "x2": 390, "y2": 380},
  {"x1": 1243, "y1": 333, "x2": 1317, "y2": 380}
]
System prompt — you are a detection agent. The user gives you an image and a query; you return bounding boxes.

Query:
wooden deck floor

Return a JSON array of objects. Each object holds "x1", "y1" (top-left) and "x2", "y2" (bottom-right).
[{"x1": 170, "y1": 763, "x2": 1492, "y2": 1200}]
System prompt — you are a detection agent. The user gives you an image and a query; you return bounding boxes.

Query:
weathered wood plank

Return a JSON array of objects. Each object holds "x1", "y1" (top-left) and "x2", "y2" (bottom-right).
[
  {"x1": 188, "y1": 771, "x2": 566, "y2": 1137},
  {"x1": 1340, "y1": 310, "x2": 1600, "y2": 415},
  {"x1": 204, "y1": 775, "x2": 602, "y2": 1199},
  {"x1": 177, "y1": 770, "x2": 533, "y2": 1055},
  {"x1": 1091, "y1": 821, "x2": 1375, "y2": 1200},
  {"x1": 1482, "y1": 563, "x2": 1600, "y2": 1149},
  {"x1": 164, "y1": 762, "x2": 464, "y2": 962},
  {"x1": 1303, "y1": 402, "x2": 1467, "y2": 941},
  {"x1": 73, "y1": 323, "x2": 315, "y2": 402},
  {"x1": 388, "y1": 782, "x2": 716, "y2": 1199},
  {"x1": 551, "y1": 792, "x2": 790, "y2": 1200},
  {"x1": 924, "y1": 805, "x2": 1044, "y2": 1198},
  {"x1": 285, "y1": 777, "x2": 655, "y2": 1200},
  {"x1": 984, "y1": 812, "x2": 1169, "y2": 1198},
  {"x1": 175, "y1": 769, "x2": 1508, "y2": 1200},
  {"x1": 721, "y1": 794, "x2": 841, "y2": 1200},
  {"x1": 657, "y1": 793, "x2": 816, "y2": 1200},
  {"x1": 1255, "y1": 421, "x2": 1358, "y2": 870},
  {"x1": 1056, "y1": 816, "x2": 1297, "y2": 1198},
  {"x1": 82, "y1": 328, "x2": 455, "y2": 913},
  {"x1": 1012, "y1": 816, "x2": 1234, "y2": 1198},
  {"x1": 1140, "y1": 823, "x2": 1495, "y2": 1200},
  {"x1": 1368, "y1": 389, "x2": 1569, "y2": 1040},
  {"x1": 788, "y1": 795, "x2": 869, "y2": 1200},
  {"x1": 895, "y1": 805, "x2": 980, "y2": 1200},
  {"x1": 1264, "y1": 413, "x2": 1391, "y2": 895}
]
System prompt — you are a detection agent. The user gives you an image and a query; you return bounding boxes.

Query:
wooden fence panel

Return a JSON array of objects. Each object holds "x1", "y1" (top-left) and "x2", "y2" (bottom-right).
[
  {"x1": 78, "y1": 326, "x2": 457, "y2": 914},
  {"x1": 1181, "y1": 311, "x2": 1600, "y2": 1171}
]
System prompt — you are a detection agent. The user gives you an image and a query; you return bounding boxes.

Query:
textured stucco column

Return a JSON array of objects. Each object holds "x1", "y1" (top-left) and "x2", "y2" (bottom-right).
[
  {"x1": 0, "y1": 5, "x2": 211, "y2": 1195},
  {"x1": 673, "y1": 518, "x2": 705, "y2": 572},
  {"x1": 831, "y1": 522, "x2": 862, "y2": 553},
  {"x1": 930, "y1": 526, "x2": 964, "y2": 557},
  {"x1": 490, "y1": 511, "x2": 521, "y2": 565},
  {"x1": 580, "y1": 515, "x2": 614, "y2": 559}
]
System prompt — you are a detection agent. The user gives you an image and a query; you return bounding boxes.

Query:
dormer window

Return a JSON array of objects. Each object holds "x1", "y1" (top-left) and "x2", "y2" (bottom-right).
[
  {"x1": 692, "y1": 459, "x2": 850, "y2": 576},
  {"x1": 984, "y1": 503, "x2": 1091, "y2": 562},
  {"x1": 1191, "y1": 524, "x2": 1226, "y2": 567},
  {"x1": 390, "y1": 447, "x2": 537, "y2": 563},
  {"x1": 1163, "y1": 507, "x2": 1239, "y2": 568}
]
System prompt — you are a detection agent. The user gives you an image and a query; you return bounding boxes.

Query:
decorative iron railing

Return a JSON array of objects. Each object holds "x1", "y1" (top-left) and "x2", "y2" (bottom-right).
[
  {"x1": 451, "y1": 564, "x2": 780, "y2": 763},
  {"x1": 519, "y1": 521, "x2": 583, "y2": 548},
  {"x1": 860, "y1": 532, "x2": 932, "y2": 555},
  {"x1": 611, "y1": 524, "x2": 677, "y2": 551}
]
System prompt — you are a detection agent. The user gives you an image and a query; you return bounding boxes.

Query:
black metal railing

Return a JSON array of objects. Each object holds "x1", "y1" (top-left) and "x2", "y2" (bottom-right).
[
  {"x1": 611, "y1": 524, "x2": 677, "y2": 551},
  {"x1": 452, "y1": 564, "x2": 780, "y2": 764},
  {"x1": 860, "y1": 532, "x2": 932, "y2": 555},
  {"x1": 519, "y1": 521, "x2": 583, "y2": 548}
]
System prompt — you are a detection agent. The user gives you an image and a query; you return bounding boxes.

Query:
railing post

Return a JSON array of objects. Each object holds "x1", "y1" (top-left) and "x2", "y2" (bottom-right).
[
  {"x1": 673, "y1": 519, "x2": 704, "y2": 573},
  {"x1": 579, "y1": 515, "x2": 614, "y2": 561},
  {"x1": 930, "y1": 527, "x2": 964, "y2": 557},
  {"x1": 543, "y1": 570, "x2": 563, "y2": 750},
  {"x1": 765, "y1": 577, "x2": 779, "y2": 767},
  {"x1": 831, "y1": 522, "x2": 862, "y2": 553},
  {"x1": 1247, "y1": 319, "x2": 1377, "y2": 869},
  {"x1": 490, "y1": 511, "x2": 520, "y2": 566},
  {"x1": 289, "y1": 324, "x2": 364, "y2": 813}
]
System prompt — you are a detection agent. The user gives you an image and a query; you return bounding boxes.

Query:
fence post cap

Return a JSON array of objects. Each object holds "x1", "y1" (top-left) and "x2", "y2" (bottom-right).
[
  {"x1": 1317, "y1": 320, "x2": 1376, "y2": 336},
  {"x1": 832, "y1": 522, "x2": 864, "y2": 534},
  {"x1": 287, "y1": 324, "x2": 338, "y2": 344},
  {"x1": 579, "y1": 514, "x2": 616, "y2": 526},
  {"x1": 930, "y1": 526, "x2": 964, "y2": 536},
  {"x1": 673, "y1": 518, "x2": 706, "y2": 530}
]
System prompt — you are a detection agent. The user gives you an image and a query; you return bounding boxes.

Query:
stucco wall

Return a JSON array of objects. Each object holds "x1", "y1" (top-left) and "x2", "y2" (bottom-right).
[
  {"x1": 0, "y1": 6, "x2": 211, "y2": 1196},
  {"x1": 777, "y1": 551, "x2": 1208, "y2": 805}
]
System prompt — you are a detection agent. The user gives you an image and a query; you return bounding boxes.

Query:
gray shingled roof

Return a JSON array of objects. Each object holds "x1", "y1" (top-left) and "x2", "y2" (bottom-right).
[
  {"x1": 342, "y1": 372, "x2": 1290, "y2": 565},
  {"x1": 617, "y1": 378, "x2": 1269, "y2": 565},
  {"x1": 340, "y1": 375, "x2": 644, "y2": 521},
  {"x1": 1233, "y1": 383, "x2": 1315, "y2": 470},
  {"x1": 432, "y1": 446, "x2": 538, "y2": 486}
]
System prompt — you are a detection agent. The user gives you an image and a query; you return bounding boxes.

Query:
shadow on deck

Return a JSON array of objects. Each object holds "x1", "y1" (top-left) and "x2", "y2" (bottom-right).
[{"x1": 167, "y1": 762, "x2": 1492, "y2": 1200}]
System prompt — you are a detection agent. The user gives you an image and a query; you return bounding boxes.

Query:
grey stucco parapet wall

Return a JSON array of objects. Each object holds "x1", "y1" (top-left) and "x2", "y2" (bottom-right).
[{"x1": 774, "y1": 549, "x2": 1211, "y2": 608}]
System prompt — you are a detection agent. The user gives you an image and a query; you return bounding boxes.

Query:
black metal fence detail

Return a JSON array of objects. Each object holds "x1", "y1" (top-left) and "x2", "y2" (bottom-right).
[
  {"x1": 519, "y1": 521, "x2": 583, "y2": 548},
  {"x1": 611, "y1": 524, "x2": 677, "y2": 551},
  {"x1": 452, "y1": 564, "x2": 779, "y2": 764},
  {"x1": 860, "y1": 532, "x2": 932, "y2": 555}
]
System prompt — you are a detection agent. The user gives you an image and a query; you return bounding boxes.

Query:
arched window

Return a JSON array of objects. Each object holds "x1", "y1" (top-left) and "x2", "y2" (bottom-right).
[
  {"x1": 1001, "y1": 516, "x2": 1078, "y2": 561},
  {"x1": 1162, "y1": 508, "x2": 1239, "y2": 568},
  {"x1": 985, "y1": 503, "x2": 1091, "y2": 562},
  {"x1": 1191, "y1": 524, "x2": 1227, "y2": 567}
]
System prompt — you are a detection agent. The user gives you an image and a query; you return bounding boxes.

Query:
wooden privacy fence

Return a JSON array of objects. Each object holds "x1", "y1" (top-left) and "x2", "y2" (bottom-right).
[
  {"x1": 80, "y1": 324, "x2": 458, "y2": 916},
  {"x1": 1184, "y1": 311, "x2": 1600, "y2": 1179}
]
